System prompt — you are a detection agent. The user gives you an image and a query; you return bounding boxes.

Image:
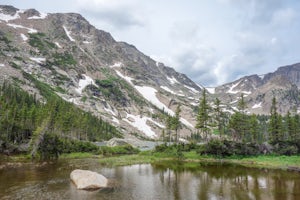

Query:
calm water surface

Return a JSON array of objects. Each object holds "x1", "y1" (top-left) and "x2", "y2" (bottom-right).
[{"x1": 0, "y1": 158, "x2": 300, "y2": 200}]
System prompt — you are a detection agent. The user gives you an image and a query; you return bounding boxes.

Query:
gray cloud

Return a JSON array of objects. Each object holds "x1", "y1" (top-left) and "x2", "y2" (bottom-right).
[
  {"x1": 4, "y1": 0, "x2": 300, "y2": 87},
  {"x1": 76, "y1": 0, "x2": 144, "y2": 29}
]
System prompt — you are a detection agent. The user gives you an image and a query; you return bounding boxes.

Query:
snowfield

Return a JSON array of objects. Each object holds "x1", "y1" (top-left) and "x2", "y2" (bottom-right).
[
  {"x1": 252, "y1": 102, "x2": 262, "y2": 109},
  {"x1": 227, "y1": 81, "x2": 241, "y2": 94},
  {"x1": 123, "y1": 114, "x2": 158, "y2": 138},
  {"x1": 55, "y1": 42, "x2": 62, "y2": 48},
  {"x1": 7, "y1": 23, "x2": 37, "y2": 33},
  {"x1": 114, "y1": 70, "x2": 134, "y2": 84},
  {"x1": 167, "y1": 76, "x2": 180, "y2": 85},
  {"x1": 110, "y1": 62, "x2": 123, "y2": 68},
  {"x1": 0, "y1": 9, "x2": 21, "y2": 22},
  {"x1": 104, "y1": 105, "x2": 117, "y2": 116},
  {"x1": 20, "y1": 33, "x2": 28, "y2": 41},
  {"x1": 63, "y1": 26, "x2": 75, "y2": 42},
  {"x1": 30, "y1": 57, "x2": 46, "y2": 63},
  {"x1": 135, "y1": 85, "x2": 194, "y2": 128},
  {"x1": 75, "y1": 74, "x2": 95, "y2": 95},
  {"x1": 184, "y1": 85, "x2": 199, "y2": 93},
  {"x1": 135, "y1": 86, "x2": 174, "y2": 116},
  {"x1": 28, "y1": 12, "x2": 48, "y2": 19},
  {"x1": 206, "y1": 87, "x2": 215, "y2": 94}
]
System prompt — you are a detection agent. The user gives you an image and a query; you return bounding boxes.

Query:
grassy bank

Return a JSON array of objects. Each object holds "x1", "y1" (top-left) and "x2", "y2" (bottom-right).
[
  {"x1": 2, "y1": 150, "x2": 300, "y2": 171},
  {"x1": 96, "y1": 151, "x2": 300, "y2": 171}
]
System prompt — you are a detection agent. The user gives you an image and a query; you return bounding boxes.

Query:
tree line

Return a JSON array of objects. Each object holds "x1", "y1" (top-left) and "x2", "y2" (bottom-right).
[
  {"x1": 160, "y1": 89, "x2": 300, "y2": 156},
  {"x1": 195, "y1": 90, "x2": 300, "y2": 144},
  {"x1": 0, "y1": 82, "x2": 121, "y2": 157}
]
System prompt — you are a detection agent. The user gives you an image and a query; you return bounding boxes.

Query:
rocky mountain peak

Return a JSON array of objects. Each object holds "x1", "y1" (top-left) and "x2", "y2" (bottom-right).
[
  {"x1": 263, "y1": 63, "x2": 300, "y2": 87},
  {"x1": 0, "y1": 5, "x2": 19, "y2": 15}
]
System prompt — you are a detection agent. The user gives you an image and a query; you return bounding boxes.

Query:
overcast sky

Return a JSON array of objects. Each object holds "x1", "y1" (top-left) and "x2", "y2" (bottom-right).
[{"x1": 2, "y1": 0, "x2": 300, "y2": 86}]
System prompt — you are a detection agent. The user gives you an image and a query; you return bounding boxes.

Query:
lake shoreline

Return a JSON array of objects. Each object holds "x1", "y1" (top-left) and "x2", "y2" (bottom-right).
[{"x1": 1, "y1": 151, "x2": 300, "y2": 172}]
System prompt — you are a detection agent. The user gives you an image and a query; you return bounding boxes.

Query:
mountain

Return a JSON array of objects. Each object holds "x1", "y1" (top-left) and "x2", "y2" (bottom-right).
[
  {"x1": 0, "y1": 5, "x2": 202, "y2": 140},
  {"x1": 2, "y1": 5, "x2": 300, "y2": 141},
  {"x1": 211, "y1": 63, "x2": 300, "y2": 115}
]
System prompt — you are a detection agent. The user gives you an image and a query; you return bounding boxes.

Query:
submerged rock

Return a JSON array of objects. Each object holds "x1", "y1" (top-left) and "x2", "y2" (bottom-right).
[{"x1": 70, "y1": 169, "x2": 108, "y2": 190}]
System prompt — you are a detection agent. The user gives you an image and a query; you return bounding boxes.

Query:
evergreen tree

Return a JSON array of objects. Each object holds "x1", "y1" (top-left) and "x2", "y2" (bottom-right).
[
  {"x1": 285, "y1": 111, "x2": 298, "y2": 141},
  {"x1": 213, "y1": 98, "x2": 225, "y2": 139},
  {"x1": 249, "y1": 114, "x2": 259, "y2": 143},
  {"x1": 269, "y1": 97, "x2": 283, "y2": 142},
  {"x1": 173, "y1": 104, "x2": 181, "y2": 143},
  {"x1": 229, "y1": 94, "x2": 249, "y2": 142},
  {"x1": 196, "y1": 89, "x2": 211, "y2": 141}
]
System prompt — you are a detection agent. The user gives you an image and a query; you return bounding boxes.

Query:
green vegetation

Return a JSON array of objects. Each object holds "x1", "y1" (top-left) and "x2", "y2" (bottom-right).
[
  {"x1": 0, "y1": 82, "x2": 122, "y2": 159},
  {"x1": 51, "y1": 52, "x2": 77, "y2": 66},
  {"x1": 28, "y1": 33, "x2": 56, "y2": 53},
  {"x1": 95, "y1": 78, "x2": 126, "y2": 104},
  {"x1": 96, "y1": 147, "x2": 300, "y2": 170},
  {"x1": 98, "y1": 145, "x2": 140, "y2": 156}
]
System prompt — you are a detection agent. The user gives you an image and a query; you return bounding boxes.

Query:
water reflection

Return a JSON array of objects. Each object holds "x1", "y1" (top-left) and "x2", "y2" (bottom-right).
[{"x1": 0, "y1": 159, "x2": 300, "y2": 200}]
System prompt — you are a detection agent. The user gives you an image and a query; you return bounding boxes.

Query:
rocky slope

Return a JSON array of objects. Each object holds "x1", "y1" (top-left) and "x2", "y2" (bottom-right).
[
  {"x1": 211, "y1": 63, "x2": 300, "y2": 115},
  {"x1": 0, "y1": 5, "x2": 202, "y2": 140}
]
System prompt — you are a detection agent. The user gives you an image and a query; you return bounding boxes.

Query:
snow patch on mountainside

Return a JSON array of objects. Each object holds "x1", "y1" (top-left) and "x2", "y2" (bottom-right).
[
  {"x1": 160, "y1": 86, "x2": 185, "y2": 97},
  {"x1": 206, "y1": 87, "x2": 215, "y2": 94},
  {"x1": 30, "y1": 57, "x2": 46, "y2": 63},
  {"x1": 184, "y1": 85, "x2": 199, "y2": 94},
  {"x1": 55, "y1": 42, "x2": 62, "y2": 48},
  {"x1": 115, "y1": 70, "x2": 134, "y2": 85},
  {"x1": 0, "y1": 9, "x2": 21, "y2": 22},
  {"x1": 7, "y1": 23, "x2": 37, "y2": 33},
  {"x1": 28, "y1": 12, "x2": 48, "y2": 19},
  {"x1": 167, "y1": 76, "x2": 180, "y2": 85},
  {"x1": 135, "y1": 85, "x2": 193, "y2": 128},
  {"x1": 20, "y1": 33, "x2": 28, "y2": 41},
  {"x1": 227, "y1": 81, "x2": 241, "y2": 94},
  {"x1": 104, "y1": 105, "x2": 117, "y2": 116},
  {"x1": 180, "y1": 118, "x2": 194, "y2": 128},
  {"x1": 123, "y1": 114, "x2": 158, "y2": 138},
  {"x1": 63, "y1": 26, "x2": 75, "y2": 42},
  {"x1": 252, "y1": 102, "x2": 262, "y2": 109},
  {"x1": 75, "y1": 74, "x2": 95, "y2": 95},
  {"x1": 110, "y1": 62, "x2": 123, "y2": 68},
  {"x1": 112, "y1": 117, "x2": 119, "y2": 124},
  {"x1": 135, "y1": 86, "x2": 174, "y2": 115}
]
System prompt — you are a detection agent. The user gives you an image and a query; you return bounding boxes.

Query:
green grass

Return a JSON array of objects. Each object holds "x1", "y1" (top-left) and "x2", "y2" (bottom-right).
[
  {"x1": 98, "y1": 152, "x2": 170, "y2": 167},
  {"x1": 96, "y1": 150, "x2": 300, "y2": 170},
  {"x1": 60, "y1": 152, "x2": 97, "y2": 159},
  {"x1": 230, "y1": 155, "x2": 300, "y2": 169}
]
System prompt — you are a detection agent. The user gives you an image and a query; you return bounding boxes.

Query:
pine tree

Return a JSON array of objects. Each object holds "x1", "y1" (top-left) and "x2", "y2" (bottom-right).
[
  {"x1": 249, "y1": 114, "x2": 259, "y2": 143},
  {"x1": 213, "y1": 98, "x2": 225, "y2": 139},
  {"x1": 173, "y1": 104, "x2": 181, "y2": 143},
  {"x1": 269, "y1": 97, "x2": 283, "y2": 142},
  {"x1": 196, "y1": 89, "x2": 211, "y2": 141},
  {"x1": 229, "y1": 94, "x2": 249, "y2": 142}
]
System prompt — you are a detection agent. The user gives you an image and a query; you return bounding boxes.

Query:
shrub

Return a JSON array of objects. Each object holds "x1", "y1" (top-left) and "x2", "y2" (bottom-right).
[{"x1": 98, "y1": 145, "x2": 140, "y2": 156}]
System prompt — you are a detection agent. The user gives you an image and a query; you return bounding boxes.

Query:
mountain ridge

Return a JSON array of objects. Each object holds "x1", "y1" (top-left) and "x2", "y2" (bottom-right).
[{"x1": 1, "y1": 5, "x2": 300, "y2": 140}]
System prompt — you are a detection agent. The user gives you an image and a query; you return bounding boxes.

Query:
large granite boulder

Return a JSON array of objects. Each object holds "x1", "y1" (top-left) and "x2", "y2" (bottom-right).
[
  {"x1": 70, "y1": 169, "x2": 108, "y2": 190},
  {"x1": 106, "y1": 138, "x2": 131, "y2": 147}
]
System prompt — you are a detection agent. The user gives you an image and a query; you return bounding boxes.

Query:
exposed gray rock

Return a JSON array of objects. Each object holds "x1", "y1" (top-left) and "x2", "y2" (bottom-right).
[{"x1": 106, "y1": 138, "x2": 131, "y2": 147}]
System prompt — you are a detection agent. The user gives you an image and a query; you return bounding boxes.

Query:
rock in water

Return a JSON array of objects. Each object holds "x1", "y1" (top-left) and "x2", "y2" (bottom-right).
[{"x1": 70, "y1": 169, "x2": 108, "y2": 190}]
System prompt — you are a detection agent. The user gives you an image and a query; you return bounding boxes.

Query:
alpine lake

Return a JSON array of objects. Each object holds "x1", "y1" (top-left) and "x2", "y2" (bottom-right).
[{"x1": 1, "y1": 157, "x2": 300, "y2": 200}]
